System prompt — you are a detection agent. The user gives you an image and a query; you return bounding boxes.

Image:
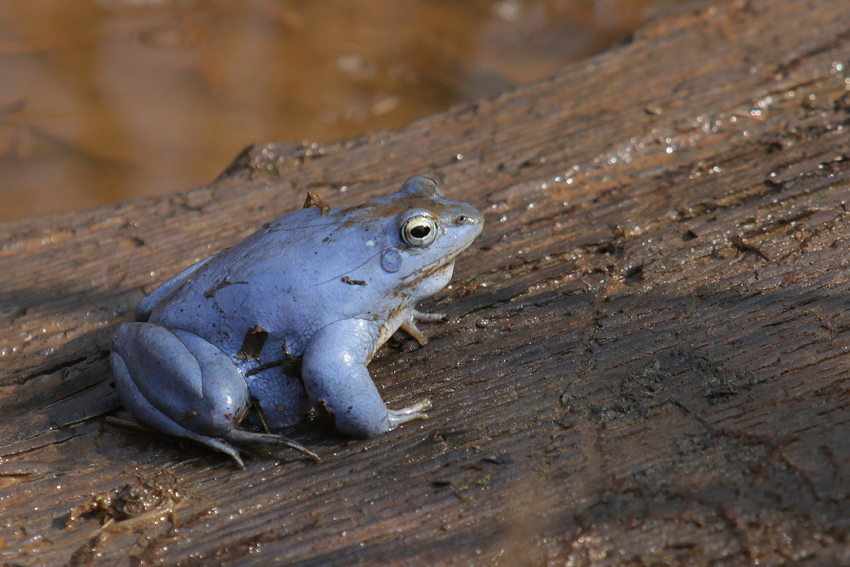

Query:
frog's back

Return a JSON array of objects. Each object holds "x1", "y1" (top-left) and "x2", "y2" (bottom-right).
[{"x1": 147, "y1": 205, "x2": 404, "y2": 357}]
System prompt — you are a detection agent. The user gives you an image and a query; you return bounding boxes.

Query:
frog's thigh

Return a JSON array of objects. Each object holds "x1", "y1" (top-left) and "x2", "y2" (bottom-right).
[
  {"x1": 112, "y1": 323, "x2": 249, "y2": 441},
  {"x1": 301, "y1": 319, "x2": 389, "y2": 438}
]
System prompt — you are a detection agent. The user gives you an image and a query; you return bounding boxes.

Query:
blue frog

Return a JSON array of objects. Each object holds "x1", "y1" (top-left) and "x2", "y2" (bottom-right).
[{"x1": 111, "y1": 177, "x2": 484, "y2": 466}]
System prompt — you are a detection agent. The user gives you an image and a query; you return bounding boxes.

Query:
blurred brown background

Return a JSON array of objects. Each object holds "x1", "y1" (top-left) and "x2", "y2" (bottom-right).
[{"x1": 0, "y1": 0, "x2": 677, "y2": 222}]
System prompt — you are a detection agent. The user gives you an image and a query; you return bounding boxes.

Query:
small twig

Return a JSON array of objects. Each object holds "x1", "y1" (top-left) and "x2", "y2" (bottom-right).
[{"x1": 729, "y1": 234, "x2": 770, "y2": 261}]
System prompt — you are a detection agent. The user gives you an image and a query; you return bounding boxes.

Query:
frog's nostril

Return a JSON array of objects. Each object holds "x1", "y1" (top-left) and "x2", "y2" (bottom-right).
[{"x1": 456, "y1": 214, "x2": 481, "y2": 225}]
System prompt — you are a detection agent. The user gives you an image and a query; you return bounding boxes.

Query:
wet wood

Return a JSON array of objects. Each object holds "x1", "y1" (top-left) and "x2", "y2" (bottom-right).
[{"x1": 2, "y1": 0, "x2": 850, "y2": 564}]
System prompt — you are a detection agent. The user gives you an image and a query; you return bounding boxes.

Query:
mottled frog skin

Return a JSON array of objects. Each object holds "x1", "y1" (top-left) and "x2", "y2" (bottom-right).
[{"x1": 111, "y1": 177, "x2": 483, "y2": 466}]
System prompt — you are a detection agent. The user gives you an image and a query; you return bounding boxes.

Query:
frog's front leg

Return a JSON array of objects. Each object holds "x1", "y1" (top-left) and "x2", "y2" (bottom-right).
[
  {"x1": 301, "y1": 319, "x2": 431, "y2": 438},
  {"x1": 111, "y1": 323, "x2": 317, "y2": 467}
]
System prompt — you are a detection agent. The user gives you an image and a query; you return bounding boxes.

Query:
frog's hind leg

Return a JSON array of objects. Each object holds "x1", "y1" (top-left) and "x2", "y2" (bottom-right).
[{"x1": 112, "y1": 323, "x2": 254, "y2": 467}]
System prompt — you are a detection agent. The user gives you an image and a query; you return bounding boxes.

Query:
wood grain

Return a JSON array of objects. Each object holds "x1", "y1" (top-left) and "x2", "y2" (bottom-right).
[{"x1": 2, "y1": 0, "x2": 850, "y2": 564}]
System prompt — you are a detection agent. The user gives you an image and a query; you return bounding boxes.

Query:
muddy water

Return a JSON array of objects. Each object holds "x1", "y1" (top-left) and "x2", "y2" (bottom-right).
[{"x1": 0, "y1": 0, "x2": 677, "y2": 221}]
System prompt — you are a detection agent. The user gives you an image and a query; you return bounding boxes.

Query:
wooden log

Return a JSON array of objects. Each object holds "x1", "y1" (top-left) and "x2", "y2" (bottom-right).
[{"x1": 2, "y1": 0, "x2": 850, "y2": 564}]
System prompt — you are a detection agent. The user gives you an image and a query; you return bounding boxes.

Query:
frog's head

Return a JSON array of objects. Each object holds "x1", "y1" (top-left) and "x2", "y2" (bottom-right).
[{"x1": 377, "y1": 177, "x2": 484, "y2": 298}]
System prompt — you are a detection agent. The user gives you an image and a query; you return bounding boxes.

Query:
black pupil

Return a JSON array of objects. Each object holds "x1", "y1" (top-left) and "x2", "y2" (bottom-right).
[{"x1": 410, "y1": 224, "x2": 430, "y2": 239}]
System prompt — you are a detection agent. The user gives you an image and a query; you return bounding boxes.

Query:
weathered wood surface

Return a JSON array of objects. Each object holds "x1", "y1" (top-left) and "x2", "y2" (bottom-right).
[{"x1": 3, "y1": 0, "x2": 850, "y2": 564}]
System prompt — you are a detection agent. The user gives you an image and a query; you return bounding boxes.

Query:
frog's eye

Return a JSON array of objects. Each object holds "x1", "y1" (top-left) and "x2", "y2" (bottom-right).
[{"x1": 401, "y1": 215, "x2": 437, "y2": 247}]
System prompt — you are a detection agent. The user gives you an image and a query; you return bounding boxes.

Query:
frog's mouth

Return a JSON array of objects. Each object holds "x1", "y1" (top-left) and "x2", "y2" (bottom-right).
[{"x1": 398, "y1": 247, "x2": 463, "y2": 283}]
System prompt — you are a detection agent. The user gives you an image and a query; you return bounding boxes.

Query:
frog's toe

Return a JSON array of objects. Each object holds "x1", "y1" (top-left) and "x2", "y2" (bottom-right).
[
  {"x1": 401, "y1": 310, "x2": 447, "y2": 346},
  {"x1": 387, "y1": 399, "x2": 432, "y2": 430},
  {"x1": 225, "y1": 429, "x2": 321, "y2": 462},
  {"x1": 399, "y1": 318, "x2": 429, "y2": 346},
  {"x1": 412, "y1": 309, "x2": 447, "y2": 323}
]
